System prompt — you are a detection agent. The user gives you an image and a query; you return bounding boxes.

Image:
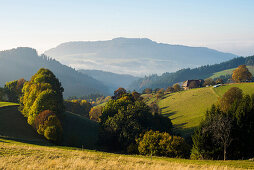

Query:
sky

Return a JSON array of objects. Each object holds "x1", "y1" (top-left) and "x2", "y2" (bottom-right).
[{"x1": 0, "y1": 0, "x2": 254, "y2": 56}]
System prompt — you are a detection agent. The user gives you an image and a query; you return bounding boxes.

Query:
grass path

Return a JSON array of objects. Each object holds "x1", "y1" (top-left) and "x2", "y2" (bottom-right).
[{"x1": 0, "y1": 138, "x2": 253, "y2": 169}]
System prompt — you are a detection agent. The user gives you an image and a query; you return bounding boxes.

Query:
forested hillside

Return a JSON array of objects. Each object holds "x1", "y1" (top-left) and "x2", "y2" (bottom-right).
[
  {"x1": 0, "y1": 47, "x2": 109, "y2": 97},
  {"x1": 129, "y1": 55, "x2": 254, "y2": 91}
]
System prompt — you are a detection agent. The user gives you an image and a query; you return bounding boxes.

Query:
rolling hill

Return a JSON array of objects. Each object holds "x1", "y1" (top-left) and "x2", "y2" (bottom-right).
[
  {"x1": 0, "y1": 104, "x2": 99, "y2": 149},
  {"x1": 0, "y1": 47, "x2": 109, "y2": 97},
  {"x1": 0, "y1": 105, "x2": 50, "y2": 145},
  {"x1": 44, "y1": 37, "x2": 236, "y2": 76},
  {"x1": 143, "y1": 83, "x2": 254, "y2": 137}
]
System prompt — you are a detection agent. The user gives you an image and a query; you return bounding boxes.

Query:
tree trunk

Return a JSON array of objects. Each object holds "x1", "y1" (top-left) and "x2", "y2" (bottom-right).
[{"x1": 224, "y1": 144, "x2": 226, "y2": 161}]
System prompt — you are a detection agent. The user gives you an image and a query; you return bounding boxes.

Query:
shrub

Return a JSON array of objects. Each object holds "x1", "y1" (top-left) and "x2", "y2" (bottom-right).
[
  {"x1": 173, "y1": 84, "x2": 181, "y2": 92},
  {"x1": 44, "y1": 126, "x2": 58, "y2": 141},
  {"x1": 137, "y1": 130, "x2": 190, "y2": 158},
  {"x1": 35, "y1": 110, "x2": 62, "y2": 142}
]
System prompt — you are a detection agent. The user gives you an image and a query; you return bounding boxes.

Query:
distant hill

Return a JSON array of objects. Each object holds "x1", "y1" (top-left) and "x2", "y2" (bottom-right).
[
  {"x1": 44, "y1": 37, "x2": 237, "y2": 76},
  {"x1": 129, "y1": 56, "x2": 254, "y2": 91},
  {"x1": 79, "y1": 69, "x2": 139, "y2": 93},
  {"x1": 0, "y1": 47, "x2": 109, "y2": 97}
]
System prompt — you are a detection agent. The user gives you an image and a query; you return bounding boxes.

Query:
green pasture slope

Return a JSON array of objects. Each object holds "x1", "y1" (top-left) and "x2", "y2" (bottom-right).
[
  {"x1": 209, "y1": 65, "x2": 254, "y2": 79},
  {"x1": 144, "y1": 83, "x2": 254, "y2": 136}
]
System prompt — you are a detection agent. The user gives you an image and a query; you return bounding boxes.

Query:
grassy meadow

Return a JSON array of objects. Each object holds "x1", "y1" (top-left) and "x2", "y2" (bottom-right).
[
  {"x1": 0, "y1": 138, "x2": 253, "y2": 170},
  {"x1": 143, "y1": 83, "x2": 254, "y2": 136}
]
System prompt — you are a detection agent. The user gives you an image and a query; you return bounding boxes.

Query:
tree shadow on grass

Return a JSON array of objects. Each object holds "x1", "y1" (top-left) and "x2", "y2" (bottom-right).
[{"x1": 0, "y1": 136, "x2": 53, "y2": 146}]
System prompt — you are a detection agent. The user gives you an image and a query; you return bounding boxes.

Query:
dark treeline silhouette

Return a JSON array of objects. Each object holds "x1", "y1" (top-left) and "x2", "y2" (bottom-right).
[{"x1": 129, "y1": 55, "x2": 254, "y2": 91}]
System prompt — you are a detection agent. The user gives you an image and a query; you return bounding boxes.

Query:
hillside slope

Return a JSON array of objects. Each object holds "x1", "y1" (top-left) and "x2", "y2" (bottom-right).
[
  {"x1": 0, "y1": 105, "x2": 99, "y2": 148},
  {"x1": 144, "y1": 83, "x2": 254, "y2": 136},
  {"x1": 0, "y1": 47, "x2": 109, "y2": 97},
  {"x1": 209, "y1": 65, "x2": 254, "y2": 79},
  {"x1": 0, "y1": 105, "x2": 50, "y2": 145},
  {"x1": 44, "y1": 37, "x2": 236, "y2": 76}
]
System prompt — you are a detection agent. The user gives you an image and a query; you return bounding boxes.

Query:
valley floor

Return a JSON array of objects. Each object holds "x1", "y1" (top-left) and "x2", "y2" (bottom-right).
[{"x1": 0, "y1": 138, "x2": 253, "y2": 170}]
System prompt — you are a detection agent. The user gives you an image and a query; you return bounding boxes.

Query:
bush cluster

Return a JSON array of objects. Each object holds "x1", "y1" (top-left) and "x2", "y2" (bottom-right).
[{"x1": 137, "y1": 130, "x2": 190, "y2": 158}]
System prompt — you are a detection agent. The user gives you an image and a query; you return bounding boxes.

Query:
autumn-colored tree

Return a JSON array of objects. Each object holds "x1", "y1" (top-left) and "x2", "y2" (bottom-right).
[
  {"x1": 220, "y1": 87, "x2": 243, "y2": 113},
  {"x1": 112, "y1": 87, "x2": 127, "y2": 100},
  {"x1": 232, "y1": 65, "x2": 253, "y2": 83},
  {"x1": 131, "y1": 91, "x2": 143, "y2": 101},
  {"x1": 156, "y1": 88, "x2": 165, "y2": 99},
  {"x1": 34, "y1": 110, "x2": 62, "y2": 142},
  {"x1": 166, "y1": 86, "x2": 175, "y2": 93},
  {"x1": 20, "y1": 68, "x2": 64, "y2": 142},
  {"x1": 173, "y1": 83, "x2": 181, "y2": 92},
  {"x1": 143, "y1": 88, "x2": 152, "y2": 94},
  {"x1": 64, "y1": 99, "x2": 92, "y2": 117},
  {"x1": 89, "y1": 106, "x2": 103, "y2": 122}
]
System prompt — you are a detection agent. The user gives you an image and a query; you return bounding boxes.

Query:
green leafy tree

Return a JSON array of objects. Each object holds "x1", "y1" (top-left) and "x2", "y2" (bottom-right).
[
  {"x1": 4, "y1": 78, "x2": 26, "y2": 102},
  {"x1": 100, "y1": 94, "x2": 172, "y2": 152}
]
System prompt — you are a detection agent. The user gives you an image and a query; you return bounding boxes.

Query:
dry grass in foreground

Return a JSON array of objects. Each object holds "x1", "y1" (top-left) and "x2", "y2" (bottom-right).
[{"x1": 0, "y1": 138, "x2": 253, "y2": 170}]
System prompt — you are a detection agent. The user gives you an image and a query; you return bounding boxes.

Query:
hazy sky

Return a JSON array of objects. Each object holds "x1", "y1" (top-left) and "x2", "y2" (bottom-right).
[{"x1": 0, "y1": 0, "x2": 254, "y2": 56}]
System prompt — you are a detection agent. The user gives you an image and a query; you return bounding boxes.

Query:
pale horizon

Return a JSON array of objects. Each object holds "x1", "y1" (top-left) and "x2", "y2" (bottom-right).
[{"x1": 0, "y1": 0, "x2": 254, "y2": 56}]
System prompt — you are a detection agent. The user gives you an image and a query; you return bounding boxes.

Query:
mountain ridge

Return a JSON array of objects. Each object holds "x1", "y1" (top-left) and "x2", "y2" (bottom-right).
[
  {"x1": 0, "y1": 47, "x2": 109, "y2": 97},
  {"x1": 44, "y1": 37, "x2": 237, "y2": 76}
]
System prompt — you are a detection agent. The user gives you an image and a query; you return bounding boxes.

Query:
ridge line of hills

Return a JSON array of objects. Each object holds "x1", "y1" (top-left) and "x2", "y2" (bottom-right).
[{"x1": 44, "y1": 37, "x2": 237, "y2": 76}]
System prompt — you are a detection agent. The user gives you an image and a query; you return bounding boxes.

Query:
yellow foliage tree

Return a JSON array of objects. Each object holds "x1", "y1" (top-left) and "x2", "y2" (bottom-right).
[{"x1": 232, "y1": 65, "x2": 252, "y2": 83}]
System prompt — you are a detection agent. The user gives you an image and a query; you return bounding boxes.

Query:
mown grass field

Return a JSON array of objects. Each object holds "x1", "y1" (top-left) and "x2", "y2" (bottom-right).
[
  {"x1": 209, "y1": 65, "x2": 254, "y2": 79},
  {"x1": 0, "y1": 102, "x2": 19, "y2": 107},
  {"x1": 143, "y1": 83, "x2": 254, "y2": 136},
  {"x1": 0, "y1": 138, "x2": 253, "y2": 170}
]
